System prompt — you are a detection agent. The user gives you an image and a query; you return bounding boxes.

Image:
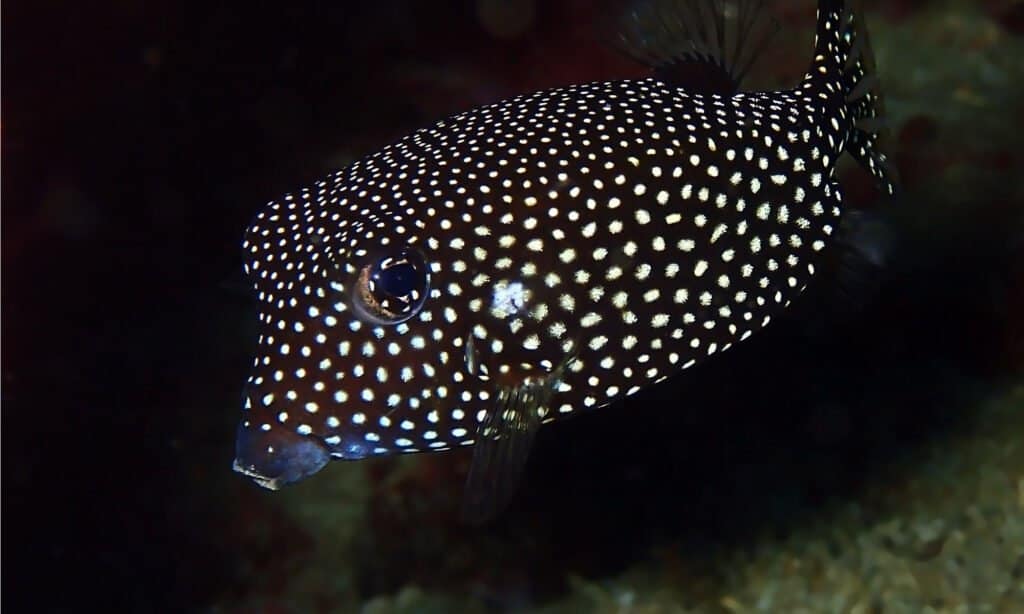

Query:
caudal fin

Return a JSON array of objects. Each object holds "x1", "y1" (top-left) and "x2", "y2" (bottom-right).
[{"x1": 810, "y1": 0, "x2": 900, "y2": 195}]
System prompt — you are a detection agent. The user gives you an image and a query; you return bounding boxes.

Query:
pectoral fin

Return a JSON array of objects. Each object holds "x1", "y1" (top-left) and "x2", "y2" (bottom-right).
[
  {"x1": 460, "y1": 351, "x2": 576, "y2": 524},
  {"x1": 460, "y1": 384, "x2": 544, "y2": 525}
]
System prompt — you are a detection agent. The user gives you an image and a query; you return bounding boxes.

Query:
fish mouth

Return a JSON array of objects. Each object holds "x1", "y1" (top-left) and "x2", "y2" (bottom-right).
[{"x1": 232, "y1": 420, "x2": 331, "y2": 490}]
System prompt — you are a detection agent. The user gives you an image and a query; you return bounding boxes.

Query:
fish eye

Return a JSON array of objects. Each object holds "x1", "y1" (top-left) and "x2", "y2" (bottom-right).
[{"x1": 352, "y1": 247, "x2": 430, "y2": 325}]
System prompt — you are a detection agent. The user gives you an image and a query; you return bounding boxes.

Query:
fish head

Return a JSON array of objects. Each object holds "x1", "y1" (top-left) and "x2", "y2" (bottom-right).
[
  {"x1": 232, "y1": 174, "x2": 535, "y2": 487},
  {"x1": 232, "y1": 185, "x2": 445, "y2": 479},
  {"x1": 233, "y1": 158, "x2": 588, "y2": 490}
]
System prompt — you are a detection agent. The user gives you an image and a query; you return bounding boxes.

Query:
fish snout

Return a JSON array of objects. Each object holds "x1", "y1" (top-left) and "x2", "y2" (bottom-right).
[{"x1": 232, "y1": 420, "x2": 330, "y2": 490}]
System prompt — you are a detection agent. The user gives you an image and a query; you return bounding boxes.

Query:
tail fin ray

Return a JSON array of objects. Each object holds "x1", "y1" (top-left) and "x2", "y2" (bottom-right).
[{"x1": 811, "y1": 0, "x2": 900, "y2": 195}]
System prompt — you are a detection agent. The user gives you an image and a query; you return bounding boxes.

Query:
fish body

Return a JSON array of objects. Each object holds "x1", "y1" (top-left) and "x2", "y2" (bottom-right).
[{"x1": 233, "y1": 0, "x2": 897, "y2": 516}]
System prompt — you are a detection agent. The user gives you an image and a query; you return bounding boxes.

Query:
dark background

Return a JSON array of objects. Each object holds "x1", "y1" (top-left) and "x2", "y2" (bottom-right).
[{"x1": 4, "y1": 1, "x2": 1023, "y2": 612}]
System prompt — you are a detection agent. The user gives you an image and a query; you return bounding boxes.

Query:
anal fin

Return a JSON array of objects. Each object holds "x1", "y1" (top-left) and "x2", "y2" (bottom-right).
[{"x1": 797, "y1": 208, "x2": 897, "y2": 338}]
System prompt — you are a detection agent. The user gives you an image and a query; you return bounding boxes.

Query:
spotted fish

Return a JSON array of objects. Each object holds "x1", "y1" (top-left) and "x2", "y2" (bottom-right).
[{"x1": 233, "y1": 0, "x2": 898, "y2": 520}]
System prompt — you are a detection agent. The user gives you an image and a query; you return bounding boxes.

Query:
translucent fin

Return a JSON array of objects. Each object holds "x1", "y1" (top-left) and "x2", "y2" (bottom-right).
[
  {"x1": 460, "y1": 349, "x2": 577, "y2": 524},
  {"x1": 800, "y1": 208, "x2": 896, "y2": 337},
  {"x1": 460, "y1": 381, "x2": 546, "y2": 524},
  {"x1": 831, "y1": 209, "x2": 895, "y2": 305},
  {"x1": 616, "y1": 0, "x2": 778, "y2": 94}
]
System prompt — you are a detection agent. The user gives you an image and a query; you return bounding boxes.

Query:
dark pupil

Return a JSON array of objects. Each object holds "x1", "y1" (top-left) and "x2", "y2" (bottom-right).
[{"x1": 375, "y1": 261, "x2": 417, "y2": 297}]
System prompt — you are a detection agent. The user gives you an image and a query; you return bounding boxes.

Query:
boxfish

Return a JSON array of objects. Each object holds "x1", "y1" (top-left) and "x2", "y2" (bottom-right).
[{"x1": 232, "y1": 0, "x2": 899, "y2": 521}]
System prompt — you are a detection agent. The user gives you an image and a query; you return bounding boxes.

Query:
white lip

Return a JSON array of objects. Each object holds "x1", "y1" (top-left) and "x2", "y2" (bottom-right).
[{"x1": 232, "y1": 458, "x2": 282, "y2": 490}]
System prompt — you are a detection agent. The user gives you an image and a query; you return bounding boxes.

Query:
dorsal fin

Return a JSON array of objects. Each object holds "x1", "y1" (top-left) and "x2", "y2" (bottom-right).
[{"x1": 616, "y1": 0, "x2": 778, "y2": 94}]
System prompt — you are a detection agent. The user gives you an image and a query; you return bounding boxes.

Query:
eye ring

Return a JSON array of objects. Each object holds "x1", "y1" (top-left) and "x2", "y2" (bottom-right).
[{"x1": 351, "y1": 247, "x2": 430, "y2": 325}]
